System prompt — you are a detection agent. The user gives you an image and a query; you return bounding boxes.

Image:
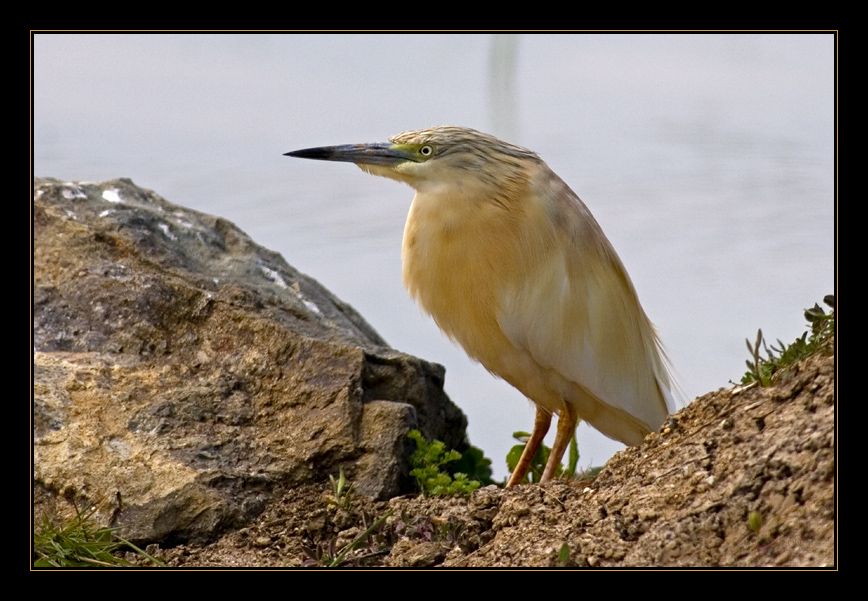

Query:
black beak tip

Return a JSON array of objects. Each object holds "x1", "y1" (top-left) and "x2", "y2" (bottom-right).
[{"x1": 284, "y1": 147, "x2": 334, "y2": 160}]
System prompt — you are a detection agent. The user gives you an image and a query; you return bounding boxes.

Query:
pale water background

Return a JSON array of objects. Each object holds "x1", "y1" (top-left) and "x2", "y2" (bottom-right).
[{"x1": 34, "y1": 34, "x2": 834, "y2": 479}]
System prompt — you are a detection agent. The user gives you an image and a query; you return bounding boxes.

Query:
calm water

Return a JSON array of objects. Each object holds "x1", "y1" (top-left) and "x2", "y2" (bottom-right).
[{"x1": 35, "y1": 34, "x2": 834, "y2": 478}]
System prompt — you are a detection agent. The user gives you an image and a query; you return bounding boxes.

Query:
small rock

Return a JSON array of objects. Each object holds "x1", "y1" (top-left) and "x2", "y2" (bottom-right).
[
  {"x1": 388, "y1": 540, "x2": 448, "y2": 567},
  {"x1": 335, "y1": 527, "x2": 360, "y2": 548},
  {"x1": 637, "y1": 508, "x2": 658, "y2": 521}
]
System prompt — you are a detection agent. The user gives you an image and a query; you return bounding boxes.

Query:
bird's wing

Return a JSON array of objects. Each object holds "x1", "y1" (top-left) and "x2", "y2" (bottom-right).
[{"x1": 496, "y1": 168, "x2": 674, "y2": 445}]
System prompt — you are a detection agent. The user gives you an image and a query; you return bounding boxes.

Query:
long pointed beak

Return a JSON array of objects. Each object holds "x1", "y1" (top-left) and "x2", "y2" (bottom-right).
[{"x1": 284, "y1": 143, "x2": 414, "y2": 166}]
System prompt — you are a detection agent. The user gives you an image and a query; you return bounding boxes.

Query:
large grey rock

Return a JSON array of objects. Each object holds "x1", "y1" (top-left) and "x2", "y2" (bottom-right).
[{"x1": 33, "y1": 178, "x2": 468, "y2": 544}]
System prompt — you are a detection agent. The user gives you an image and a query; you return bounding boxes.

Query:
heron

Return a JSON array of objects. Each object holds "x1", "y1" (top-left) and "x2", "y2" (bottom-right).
[{"x1": 285, "y1": 126, "x2": 675, "y2": 487}]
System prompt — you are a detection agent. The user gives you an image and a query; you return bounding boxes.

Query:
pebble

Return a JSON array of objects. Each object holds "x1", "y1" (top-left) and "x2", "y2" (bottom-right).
[
  {"x1": 253, "y1": 536, "x2": 272, "y2": 547},
  {"x1": 637, "y1": 508, "x2": 658, "y2": 521}
]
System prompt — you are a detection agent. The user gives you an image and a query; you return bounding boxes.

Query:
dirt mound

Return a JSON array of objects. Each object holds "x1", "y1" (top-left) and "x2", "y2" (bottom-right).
[
  {"x1": 33, "y1": 178, "x2": 834, "y2": 568},
  {"x1": 137, "y1": 352, "x2": 833, "y2": 568}
]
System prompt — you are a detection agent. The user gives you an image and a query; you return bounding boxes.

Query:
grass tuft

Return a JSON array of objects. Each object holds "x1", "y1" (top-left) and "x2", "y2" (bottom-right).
[
  {"x1": 741, "y1": 295, "x2": 835, "y2": 387},
  {"x1": 34, "y1": 502, "x2": 162, "y2": 568}
]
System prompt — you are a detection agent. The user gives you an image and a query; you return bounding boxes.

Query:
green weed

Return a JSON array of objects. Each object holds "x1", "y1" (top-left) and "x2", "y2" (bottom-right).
[
  {"x1": 323, "y1": 511, "x2": 393, "y2": 567},
  {"x1": 557, "y1": 542, "x2": 572, "y2": 567},
  {"x1": 326, "y1": 467, "x2": 354, "y2": 509},
  {"x1": 741, "y1": 295, "x2": 835, "y2": 387},
  {"x1": 34, "y1": 503, "x2": 161, "y2": 568},
  {"x1": 747, "y1": 510, "x2": 763, "y2": 533},
  {"x1": 407, "y1": 429, "x2": 483, "y2": 496}
]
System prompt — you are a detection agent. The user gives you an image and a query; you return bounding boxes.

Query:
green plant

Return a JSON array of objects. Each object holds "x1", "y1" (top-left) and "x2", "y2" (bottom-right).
[
  {"x1": 327, "y1": 467, "x2": 354, "y2": 509},
  {"x1": 34, "y1": 503, "x2": 161, "y2": 567},
  {"x1": 324, "y1": 511, "x2": 393, "y2": 567},
  {"x1": 302, "y1": 509, "x2": 394, "y2": 568},
  {"x1": 747, "y1": 510, "x2": 763, "y2": 533},
  {"x1": 505, "y1": 430, "x2": 581, "y2": 484},
  {"x1": 557, "y1": 542, "x2": 572, "y2": 567},
  {"x1": 407, "y1": 429, "x2": 482, "y2": 496},
  {"x1": 448, "y1": 444, "x2": 495, "y2": 486},
  {"x1": 741, "y1": 295, "x2": 835, "y2": 387}
]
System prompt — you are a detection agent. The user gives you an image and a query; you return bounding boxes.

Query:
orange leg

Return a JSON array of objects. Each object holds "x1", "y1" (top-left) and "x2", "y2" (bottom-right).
[
  {"x1": 506, "y1": 407, "x2": 552, "y2": 487},
  {"x1": 540, "y1": 403, "x2": 578, "y2": 483}
]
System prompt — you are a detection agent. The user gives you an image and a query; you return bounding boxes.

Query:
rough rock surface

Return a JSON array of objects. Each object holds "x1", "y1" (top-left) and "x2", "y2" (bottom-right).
[
  {"x1": 135, "y1": 352, "x2": 834, "y2": 567},
  {"x1": 33, "y1": 178, "x2": 468, "y2": 544}
]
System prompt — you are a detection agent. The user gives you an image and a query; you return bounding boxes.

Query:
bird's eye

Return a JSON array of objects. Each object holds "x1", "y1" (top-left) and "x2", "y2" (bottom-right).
[{"x1": 419, "y1": 145, "x2": 433, "y2": 157}]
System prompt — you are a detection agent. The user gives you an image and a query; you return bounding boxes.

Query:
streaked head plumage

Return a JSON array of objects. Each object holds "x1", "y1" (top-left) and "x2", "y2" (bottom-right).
[{"x1": 389, "y1": 126, "x2": 539, "y2": 163}]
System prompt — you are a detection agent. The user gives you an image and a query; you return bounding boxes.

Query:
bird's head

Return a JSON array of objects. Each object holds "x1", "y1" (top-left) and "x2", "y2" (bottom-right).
[{"x1": 285, "y1": 126, "x2": 540, "y2": 194}]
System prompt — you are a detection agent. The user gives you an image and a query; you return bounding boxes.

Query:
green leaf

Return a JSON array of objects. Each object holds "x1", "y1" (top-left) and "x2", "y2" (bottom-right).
[
  {"x1": 567, "y1": 433, "x2": 579, "y2": 477},
  {"x1": 557, "y1": 543, "x2": 571, "y2": 566},
  {"x1": 747, "y1": 510, "x2": 763, "y2": 533},
  {"x1": 408, "y1": 429, "x2": 483, "y2": 496},
  {"x1": 450, "y1": 445, "x2": 494, "y2": 485},
  {"x1": 505, "y1": 444, "x2": 525, "y2": 474}
]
